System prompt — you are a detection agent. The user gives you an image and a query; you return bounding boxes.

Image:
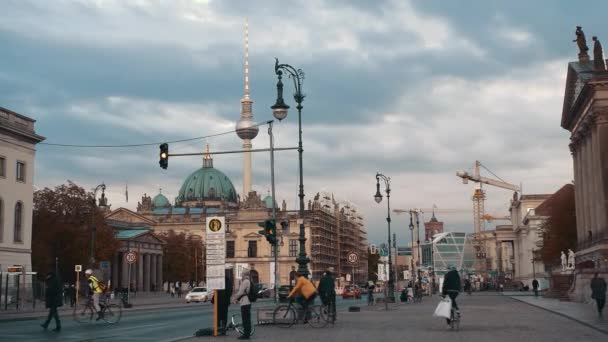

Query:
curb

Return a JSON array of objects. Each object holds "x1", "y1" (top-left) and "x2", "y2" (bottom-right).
[{"x1": 509, "y1": 296, "x2": 608, "y2": 335}]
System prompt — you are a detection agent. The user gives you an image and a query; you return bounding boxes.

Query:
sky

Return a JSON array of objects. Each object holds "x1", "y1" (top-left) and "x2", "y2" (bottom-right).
[{"x1": 1, "y1": 0, "x2": 601, "y2": 246}]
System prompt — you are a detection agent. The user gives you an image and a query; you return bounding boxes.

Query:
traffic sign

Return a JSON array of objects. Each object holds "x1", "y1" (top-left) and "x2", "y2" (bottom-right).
[
  {"x1": 99, "y1": 261, "x2": 111, "y2": 270},
  {"x1": 347, "y1": 251, "x2": 359, "y2": 265},
  {"x1": 75, "y1": 265, "x2": 82, "y2": 272},
  {"x1": 380, "y1": 248, "x2": 389, "y2": 257},
  {"x1": 125, "y1": 251, "x2": 137, "y2": 264}
]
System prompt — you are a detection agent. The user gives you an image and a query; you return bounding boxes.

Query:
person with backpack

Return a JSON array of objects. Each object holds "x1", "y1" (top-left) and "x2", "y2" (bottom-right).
[
  {"x1": 84, "y1": 269, "x2": 106, "y2": 321},
  {"x1": 232, "y1": 269, "x2": 253, "y2": 340}
]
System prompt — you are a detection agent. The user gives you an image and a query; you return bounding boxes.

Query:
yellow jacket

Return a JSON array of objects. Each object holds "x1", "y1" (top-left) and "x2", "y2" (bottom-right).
[
  {"x1": 88, "y1": 276, "x2": 104, "y2": 294},
  {"x1": 289, "y1": 276, "x2": 316, "y2": 299}
]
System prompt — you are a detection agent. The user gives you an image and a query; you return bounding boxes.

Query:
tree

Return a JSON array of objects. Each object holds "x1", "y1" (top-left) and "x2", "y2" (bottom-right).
[
  {"x1": 539, "y1": 184, "x2": 577, "y2": 267},
  {"x1": 161, "y1": 230, "x2": 204, "y2": 284},
  {"x1": 32, "y1": 182, "x2": 121, "y2": 282}
]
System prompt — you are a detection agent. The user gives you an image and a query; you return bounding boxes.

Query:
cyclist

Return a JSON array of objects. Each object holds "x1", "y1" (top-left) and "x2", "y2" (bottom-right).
[
  {"x1": 318, "y1": 267, "x2": 336, "y2": 322},
  {"x1": 84, "y1": 269, "x2": 104, "y2": 321},
  {"x1": 441, "y1": 265, "x2": 461, "y2": 325},
  {"x1": 287, "y1": 272, "x2": 317, "y2": 322}
]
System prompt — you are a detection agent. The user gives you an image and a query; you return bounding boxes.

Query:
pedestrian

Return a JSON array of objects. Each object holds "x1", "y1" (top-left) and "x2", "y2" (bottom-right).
[
  {"x1": 232, "y1": 269, "x2": 252, "y2": 340},
  {"x1": 69, "y1": 284, "x2": 76, "y2": 307},
  {"x1": 170, "y1": 284, "x2": 175, "y2": 298},
  {"x1": 41, "y1": 272, "x2": 62, "y2": 332},
  {"x1": 532, "y1": 279, "x2": 539, "y2": 298},
  {"x1": 177, "y1": 282, "x2": 182, "y2": 298},
  {"x1": 318, "y1": 267, "x2": 337, "y2": 322},
  {"x1": 464, "y1": 279, "x2": 472, "y2": 295},
  {"x1": 590, "y1": 272, "x2": 607, "y2": 318}
]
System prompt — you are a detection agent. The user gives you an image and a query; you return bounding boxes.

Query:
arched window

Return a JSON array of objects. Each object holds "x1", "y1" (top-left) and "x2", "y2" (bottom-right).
[
  {"x1": 14, "y1": 202, "x2": 23, "y2": 243},
  {"x1": 0, "y1": 198, "x2": 3, "y2": 242},
  {"x1": 208, "y1": 187, "x2": 216, "y2": 198}
]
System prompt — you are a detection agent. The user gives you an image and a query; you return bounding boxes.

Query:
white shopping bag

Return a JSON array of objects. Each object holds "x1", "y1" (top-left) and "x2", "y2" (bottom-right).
[{"x1": 433, "y1": 297, "x2": 452, "y2": 319}]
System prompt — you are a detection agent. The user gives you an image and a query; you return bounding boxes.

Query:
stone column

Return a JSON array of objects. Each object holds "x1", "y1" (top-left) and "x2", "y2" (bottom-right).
[
  {"x1": 157, "y1": 255, "x2": 163, "y2": 292},
  {"x1": 573, "y1": 149, "x2": 583, "y2": 243},
  {"x1": 121, "y1": 252, "x2": 129, "y2": 288},
  {"x1": 144, "y1": 254, "x2": 151, "y2": 292},
  {"x1": 151, "y1": 254, "x2": 157, "y2": 292},
  {"x1": 592, "y1": 123, "x2": 604, "y2": 237},
  {"x1": 112, "y1": 253, "x2": 119, "y2": 289},
  {"x1": 137, "y1": 253, "x2": 144, "y2": 292}
]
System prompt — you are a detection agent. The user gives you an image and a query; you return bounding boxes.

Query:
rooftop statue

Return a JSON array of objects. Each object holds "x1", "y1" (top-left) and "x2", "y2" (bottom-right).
[
  {"x1": 574, "y1": 26, "x2": 589, "y2": 54},
  {"x1": 593, "y1": 36, "x2": 607, "y2": 71}
]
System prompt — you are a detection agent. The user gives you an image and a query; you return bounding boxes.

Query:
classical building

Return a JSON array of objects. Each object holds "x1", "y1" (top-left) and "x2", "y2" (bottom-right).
[
  {"x1": 0, "y1": 106, "x2": 45, "y2": 272},
  {"x1": 561, "y1": 32, "x2": 608, "y2": 301}
]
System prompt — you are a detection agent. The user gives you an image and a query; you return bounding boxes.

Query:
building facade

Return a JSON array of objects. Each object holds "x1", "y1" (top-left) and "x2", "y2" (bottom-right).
[{"x1": 0, "y1": 107, "x2": 45, "y2": 272}]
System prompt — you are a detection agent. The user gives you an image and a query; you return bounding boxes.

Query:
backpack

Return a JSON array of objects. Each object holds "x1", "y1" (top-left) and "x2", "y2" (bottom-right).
[
  {"x1": 247, "y1": 280, "x2": 258, "y2": 303},
  {"x1": 97, "y1": 281, "x2": 108, "y2": 293}
]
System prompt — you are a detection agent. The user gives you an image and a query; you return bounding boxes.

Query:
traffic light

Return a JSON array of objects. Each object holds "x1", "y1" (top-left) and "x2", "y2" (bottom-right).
[
  {"x1": 257, "y1": 219, "x2": 277, "y2": 245},
  {"x1": 280, "y1": 221, "x2": 289, "y2": 231},
  {"x1": 159, "y1": 143, "x2": 169, "y2": 169}
]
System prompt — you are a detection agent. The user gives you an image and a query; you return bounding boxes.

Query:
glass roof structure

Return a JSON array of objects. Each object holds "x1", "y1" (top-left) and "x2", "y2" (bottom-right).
[{"x1": 423, "y1": 232, "x2": 476, "y2": 276}]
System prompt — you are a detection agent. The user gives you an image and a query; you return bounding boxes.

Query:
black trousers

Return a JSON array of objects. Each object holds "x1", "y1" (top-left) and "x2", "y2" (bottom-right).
[
  {"x1": 241, "y1": 304, "x2": 251, "y2": 337},
  {"x1": 43, "y1": 307, "x2": 61, "y2": 329},
  {"x1": 596, "y1": 297, "x2": 606, "y2": 313}
]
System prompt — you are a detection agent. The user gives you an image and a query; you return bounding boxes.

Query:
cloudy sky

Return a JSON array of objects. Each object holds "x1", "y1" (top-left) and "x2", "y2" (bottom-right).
[{"x1": 1, "y1": 0, "x2": 600, "y2": 246}]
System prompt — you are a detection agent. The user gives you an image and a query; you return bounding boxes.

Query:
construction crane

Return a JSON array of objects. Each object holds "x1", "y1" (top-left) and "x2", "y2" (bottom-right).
[
  {"x1": 456, "y1": 161, "x2": 520, "y2": 235},
  {"x1": 480, "y1": 214, "x2": 510, "y2": 223}
]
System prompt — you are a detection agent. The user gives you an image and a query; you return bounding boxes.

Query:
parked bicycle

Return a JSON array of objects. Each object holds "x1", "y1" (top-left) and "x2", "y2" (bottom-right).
[
  {"x1": 73, "y1": 294, "x2": 122, "y2": 324},
  {"x1": 273, "y1": 298, "x2": 329, "y2": 328},
  {"x1": 225, "y1": 313, "x2": 255, "y2": 336}
]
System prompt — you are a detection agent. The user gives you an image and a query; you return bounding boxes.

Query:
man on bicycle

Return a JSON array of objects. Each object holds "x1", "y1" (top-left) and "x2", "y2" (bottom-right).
[
  {"x1": 441, "y1": 265, "x2": 461, "y2": 325},
  {"x1": 318, "y1": 267, "x2": 336, "y2": 322},
  {"x1": 84, "y1": 269, "x2": 104, "y2": 321},
  {"x1": 287, "y1": 272, "x2": 317, "y2": 322}
]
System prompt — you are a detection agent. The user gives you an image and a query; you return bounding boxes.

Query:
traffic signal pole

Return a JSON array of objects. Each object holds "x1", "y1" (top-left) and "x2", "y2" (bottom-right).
[{"x1": 268, "y1": 121, "x2": 279, "y2": 304}]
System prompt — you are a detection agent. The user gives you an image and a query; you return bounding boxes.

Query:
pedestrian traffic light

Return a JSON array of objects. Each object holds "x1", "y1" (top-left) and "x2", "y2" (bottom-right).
[
  {"x1": 257, "y1": 219, "x2": 277, "y2": 245},
  {"x1": 159, "y1": 143, "x2": 169, "y2": 169}
]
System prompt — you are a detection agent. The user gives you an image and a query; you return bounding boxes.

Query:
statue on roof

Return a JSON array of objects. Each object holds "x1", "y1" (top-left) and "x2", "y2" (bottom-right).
[
  {"x1": 593, "y1": 36, "x2": 607, "y2": 71},
  {"x1": 281, "y1": 199, "x2": 287, "y2": 211},
  {"x1": 573, "y1": 26, "x2": 589, "y2": 55}
]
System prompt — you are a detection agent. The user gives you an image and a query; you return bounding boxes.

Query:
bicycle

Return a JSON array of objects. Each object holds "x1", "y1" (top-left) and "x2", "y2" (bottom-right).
[
  {"x1": 73, "y1": 293, "x2": 122, "y2": 324},
  {"x1": 273, "y1": 298, "x2": 329, "y2": 328},
  {"x1": 448, "y1": 303, "x2": 460, "y2": 331},
  {"x1": 225, "y1": 313, "x2": 255, "y2": 337}
]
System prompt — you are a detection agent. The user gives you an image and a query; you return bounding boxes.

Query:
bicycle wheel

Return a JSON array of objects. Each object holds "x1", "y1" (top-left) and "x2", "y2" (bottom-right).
[
  {"x1": 273, "y1": 305, "x2": 296, "y2": 328},
  {"x1": 102, "y1": 304, "x2": 122, "y2": 324},
  {"x1": 73, "y1": 302, "x2": 94, "y2": 323},
  {"x1": 307, "y1": 305, "x2": 329, "y2": 328},
  {"x1": 232, "y1": 314, "x2": 255, "y2": 337}
]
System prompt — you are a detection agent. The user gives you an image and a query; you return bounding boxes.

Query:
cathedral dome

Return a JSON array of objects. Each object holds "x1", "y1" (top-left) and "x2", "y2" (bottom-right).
[
  {"x1": 175, "y1": 159, "x2": 238, "y2": 205},
  {"x1": 262, "y1": 195, "x2": 276, "y2": 209},
  {"x1": 152, "y1": 193, "x2": 170, "y2": 208}
]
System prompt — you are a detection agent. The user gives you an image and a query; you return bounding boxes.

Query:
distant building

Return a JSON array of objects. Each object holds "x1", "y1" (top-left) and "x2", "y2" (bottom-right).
[
  {"x1": 424, "y1": 211, "x2": 444, "y2": 242},
  {"x1": 0, "y1": 106, "x2": 45, "y2": 272}
]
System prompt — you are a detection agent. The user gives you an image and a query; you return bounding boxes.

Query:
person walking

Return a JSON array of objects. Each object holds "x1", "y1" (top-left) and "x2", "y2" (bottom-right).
[
  {"x1": 318, "y1": 267, "x2": 337, "y2": 322},
  {"x1": 233, "y1": 269, "x2": 252, "y2": 340},
  {"x1": 68, "y1": 284, "x2": 76, "y2": 307},
  {"x1": 442, "y1": 265, "x2": 462, "y2": 326},
  {"x1": 590, "y1": 272, "x2": 607, "y2": 318},
  {"x1": 41, "y1": 272, "x2": 62, "y2": 332},
  {"x1": 532, "y1": 279, "x2": 539, "y2": 298}
]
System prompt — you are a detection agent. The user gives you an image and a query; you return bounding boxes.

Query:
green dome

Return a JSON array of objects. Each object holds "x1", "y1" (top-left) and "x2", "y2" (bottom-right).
[
  {"x1": 152, "y1": 193, "x2": 170, "y2": 208},
  {"x1": 263, "y1": 195, "x2": 276, "y2": 209},
  {"x1": 176, "y1": 166, "x2": 238, "y2": 204}
]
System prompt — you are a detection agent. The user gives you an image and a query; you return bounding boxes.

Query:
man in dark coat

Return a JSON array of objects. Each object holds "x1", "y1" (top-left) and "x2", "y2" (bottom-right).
[
  {"x1": 318, "y1": 267, "x2": 336, "y2": 323},
  {"x1": 591, "y1": 273, "x2": 607, "y2": 318},
  {"x1": 41, "y1": 272, "x2": 62, "y2": 332},
  {"x1": 442, "y1": 265, "x2": 461, "y2": 325},
  {"x1": 532, "y1": 279, "x2": 539, "y2": 298}
]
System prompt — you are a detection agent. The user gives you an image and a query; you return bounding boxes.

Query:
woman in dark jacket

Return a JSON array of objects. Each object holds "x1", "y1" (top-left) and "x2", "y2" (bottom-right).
[{"x1": 41, "y1": 272, "x2": 62, "y2": 332}]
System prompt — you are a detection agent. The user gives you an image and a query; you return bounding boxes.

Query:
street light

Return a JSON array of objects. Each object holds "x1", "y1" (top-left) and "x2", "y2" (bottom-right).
[
  {"x1": 374, "y1": 173, "x2": 395, "y2": 301},
  {"x1": 409, "y1": 214, "x2": 415, "y2": 282},
  {"x1": 271, "y1": 58, "x2": 309, "y2": 276},
  {"x1": 90, "y1": 183, "x2": 107, "y2": 267}
]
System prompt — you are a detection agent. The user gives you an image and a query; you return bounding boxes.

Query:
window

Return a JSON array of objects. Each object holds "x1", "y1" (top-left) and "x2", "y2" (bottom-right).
[
  {"x1": 0, "y1": 198, "x2": 3, "y2": 242},
  {"x1": 289, "y1": 240, "x2": 298, "y2": 257},
  {"x1": 247, "y1": 240, "x2": 257, "y2": 258},
  {"x1": 16, "y1": 161, "x2": 25, "y2": 182},
  {"x1": 14, "y1": 202, "x2": 23, "y2": 243},
  {"x1": 0, "y1": 156, "x2": 5, "y2": 177},
  {"x1": 226, "y1": 241, "x2": 235, "y2": 258}
]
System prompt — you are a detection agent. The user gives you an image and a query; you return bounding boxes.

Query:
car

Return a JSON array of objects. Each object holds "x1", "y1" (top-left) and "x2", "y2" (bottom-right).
[
  {"x1": 342, "y1": 285, "x2": 361, "y2": 299},
  {"x1": 185, "y1": 287, "x2": 209, "y2": 303},
  {"x1": 278, "y1": 285, "x2": 293, "y2": 302},
  {"x1": 257, "y1": 286, "x2": 274, "y2": 298}
]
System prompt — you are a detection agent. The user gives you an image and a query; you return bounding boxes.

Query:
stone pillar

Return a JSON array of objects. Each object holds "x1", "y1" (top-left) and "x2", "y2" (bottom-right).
[
  {"x1": 157, "y1": 255, "x2": 163, "y2": 292},
  {"x1": 151, "y1": 254, "x2": 157, "y2": 292},
  {"x1": 592, "y1": 123, "x2": 604, "y2": 237},
  {"x1": 573, "y1": 150, "x2": 583, "y2": 243},
  {"x1": 144, "y1": 254, "x2": 151, "y2": 292},
  {"x1": 112, "y1": 253, "x2": 119, "y2": 290},
  {"x1": 121, "y1": 252, "x2": 129, "y2": 288},
  {"x1": 137, "y1": 253, "x2": 144, "y2": 292}
]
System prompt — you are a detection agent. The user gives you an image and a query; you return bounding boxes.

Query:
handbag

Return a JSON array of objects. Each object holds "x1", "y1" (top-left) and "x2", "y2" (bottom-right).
[{"x1": 433, "y1": 297, "x2": 452, "y2": 319}]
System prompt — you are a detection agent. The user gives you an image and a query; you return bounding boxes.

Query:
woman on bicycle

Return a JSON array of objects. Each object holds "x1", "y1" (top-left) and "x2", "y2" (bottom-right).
[{"x1": 287, "y1": 272, "x2": 317, "y2": 322}]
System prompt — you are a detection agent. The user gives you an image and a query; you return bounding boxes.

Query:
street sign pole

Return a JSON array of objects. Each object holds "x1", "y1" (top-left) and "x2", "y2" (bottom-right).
[{"x1": 75, "y1": 265, "x2": 82, "y2": 305}]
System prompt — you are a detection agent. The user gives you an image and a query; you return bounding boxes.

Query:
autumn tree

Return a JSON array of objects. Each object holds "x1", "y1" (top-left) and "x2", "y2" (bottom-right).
[
  {"x1": 539, "y1": 184, "x2": 577, "y2": 268},
  {"x1": 161, "y1": 230, "x2": 204, "y2": 284},
  {"x1": 32, "y1": 182, "x2": 121, "y2": 282}
]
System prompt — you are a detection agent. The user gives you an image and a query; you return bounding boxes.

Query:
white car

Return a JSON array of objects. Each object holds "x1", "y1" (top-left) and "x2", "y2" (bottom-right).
[{"x1": 185, "y1": 287, "x2": 209, "y2": 303}]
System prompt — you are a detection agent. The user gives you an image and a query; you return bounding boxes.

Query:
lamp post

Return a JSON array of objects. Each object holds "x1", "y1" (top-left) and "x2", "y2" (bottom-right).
[
  {"x1": 415, "y1": 212, "x2": 422, "y2": 283},
  {"x1": 271, "y1": 58, "x2": 309, "y2": 276},
  {"x1": 89, "y1": 183, "x2": 107, "y2": 267},
  {"x1": 409, "y1": 214, "x2": 415, "y2": 282},
  {"x1": 374, "y1": 173, "x2": 394, "y2": 301}
]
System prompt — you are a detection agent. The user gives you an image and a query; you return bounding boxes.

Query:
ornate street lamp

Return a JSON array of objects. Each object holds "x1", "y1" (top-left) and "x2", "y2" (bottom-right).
[
  {"x1": 271, "y1": 58, "x2": 309, "y2": 276},
  {"x1": 374, "y1": 173, "x2": 395, "y2": 301},
  {"x1": 90, "y1": 183, "x2": 107, "y2": 266},
  {"x1": 409, "y1": 214, "x2": 415, "y2": 282}
]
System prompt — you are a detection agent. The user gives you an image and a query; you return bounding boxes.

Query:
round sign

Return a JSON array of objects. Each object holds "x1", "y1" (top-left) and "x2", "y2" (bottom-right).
[
  {"x1": 208, "y1": 219, "x2": 222, "y2": 232},
  {"x1": 347, "y1": 251, "x2": 359, "y2": 264},
  {"x1": 125, "y1": 251, "x2": 137, "y2": 264}
]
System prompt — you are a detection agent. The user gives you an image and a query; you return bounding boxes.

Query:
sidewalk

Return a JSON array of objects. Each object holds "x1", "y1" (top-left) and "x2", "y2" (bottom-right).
[
  {"x1": 0, "y1": 292, "x2": 188, "y2": 322},
  {"x1": 510, "y1": 295, "x2": 608, "y2": 334}
]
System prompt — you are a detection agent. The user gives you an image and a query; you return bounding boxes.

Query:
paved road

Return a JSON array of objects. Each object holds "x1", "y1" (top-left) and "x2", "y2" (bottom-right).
[{"x1": 0, "y1": 296, "x2": 367, "y2": 341}]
